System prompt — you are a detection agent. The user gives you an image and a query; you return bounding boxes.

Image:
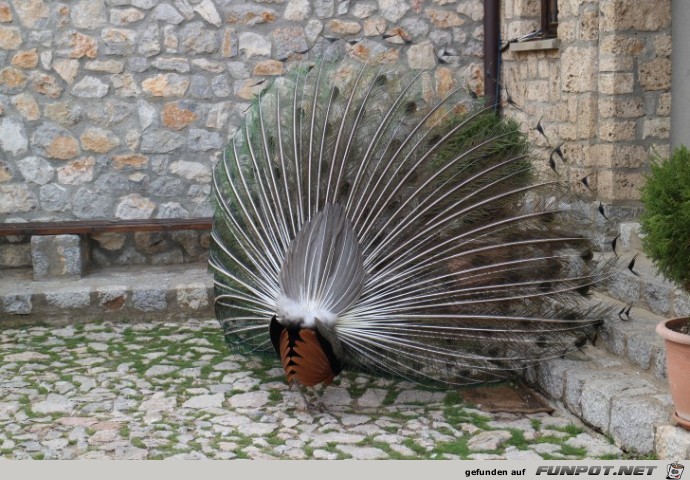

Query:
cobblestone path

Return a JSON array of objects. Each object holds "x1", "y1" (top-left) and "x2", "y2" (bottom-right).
[{"x1": 0, "y1": 319, "x2": 625, "y2": 460}]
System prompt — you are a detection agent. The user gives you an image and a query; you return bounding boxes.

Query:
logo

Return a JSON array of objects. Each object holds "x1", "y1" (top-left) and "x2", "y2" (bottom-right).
[{"x1": 667, "y1": 462, "x2": 685, "y2": 480}]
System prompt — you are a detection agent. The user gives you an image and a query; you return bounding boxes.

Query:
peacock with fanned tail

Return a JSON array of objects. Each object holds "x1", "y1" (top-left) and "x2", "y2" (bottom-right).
[{"x1": 209, "y1": 62, "x2": 616, "y2": 390}]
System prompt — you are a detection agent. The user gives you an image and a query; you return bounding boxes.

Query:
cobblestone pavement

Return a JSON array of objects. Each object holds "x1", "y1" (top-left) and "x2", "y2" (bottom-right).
[{"x1": 0, "y1": 319, "x2": 626, "y2": 460}]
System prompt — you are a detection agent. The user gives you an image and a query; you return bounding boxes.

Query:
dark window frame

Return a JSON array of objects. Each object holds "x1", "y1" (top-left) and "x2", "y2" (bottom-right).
[{"x1": 541, "y1": 0, "x2": 558, "y2": 38}]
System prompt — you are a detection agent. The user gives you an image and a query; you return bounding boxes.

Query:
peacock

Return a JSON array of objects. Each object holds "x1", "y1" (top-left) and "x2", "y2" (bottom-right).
[{"x1": 209, "y1": 61, "x2": 615, "y2": 392}]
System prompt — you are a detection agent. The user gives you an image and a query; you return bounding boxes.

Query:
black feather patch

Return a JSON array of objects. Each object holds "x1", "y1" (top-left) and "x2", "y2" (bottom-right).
[
  {"x1": 535, "y1": 116, "x2": 547, "y2": 140},
  {"x1": 314, "y1": 329, "x2": 343, "y2": 376},
  {"x1": 548, "y1": 155, "x2": 557, "y2": 173},
  {"x1": 611, "y1": 234, "x2": 620, "y2": 258},
  {"x1": 628, "y1": 254, "x2": 639, "y2": 276},
  {"x1": 269, "y1": 315, "x2": 283, "y2": 357},
  {"x1": 598, "y1": 202, "x2": 608, "y2": 220},
  {"x1": 580, "y1": 175, "x2": 593, "y2": 193}
]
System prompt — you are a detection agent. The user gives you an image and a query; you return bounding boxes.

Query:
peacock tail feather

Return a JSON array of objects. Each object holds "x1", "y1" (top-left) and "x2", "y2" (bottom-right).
[{"x1": 210, "y1": 61, "x2": 616, "y2": 387}]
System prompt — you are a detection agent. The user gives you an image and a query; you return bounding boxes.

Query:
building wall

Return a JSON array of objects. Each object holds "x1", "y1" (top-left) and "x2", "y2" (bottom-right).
[
  {"x1": 500, "y1": 0, "x2": 672, "y2": 206},
  {"x1": 0, "y1": 0, "x2": 484, "y2": 268}
]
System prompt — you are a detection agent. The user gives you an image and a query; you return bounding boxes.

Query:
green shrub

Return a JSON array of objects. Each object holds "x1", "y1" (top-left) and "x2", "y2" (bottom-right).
[{"x1": 640, "y1": 146, "x2": 690, "y2": 290}]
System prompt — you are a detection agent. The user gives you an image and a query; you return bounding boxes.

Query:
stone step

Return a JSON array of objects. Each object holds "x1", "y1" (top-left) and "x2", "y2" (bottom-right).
[
  {"x1": 528, "y1": 343, "x2": 690, "y2": 458},
  {"x1": 605, "y1": 222, "x2": 690, "y2": 319},
  {"x1": 592, "y1": 291, "x2": 668, "y2": 382},
  {"x1": 0, "y1": 263, "x2": 213, "y2": 326}
]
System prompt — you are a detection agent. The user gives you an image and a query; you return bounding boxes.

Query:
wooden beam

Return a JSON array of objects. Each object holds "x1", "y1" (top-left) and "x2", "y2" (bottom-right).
[{"x1": 0, "y1": 218, "x2": 214, "y2": 237}]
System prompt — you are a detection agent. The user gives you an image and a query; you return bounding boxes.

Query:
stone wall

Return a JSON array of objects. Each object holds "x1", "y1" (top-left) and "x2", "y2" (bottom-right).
[
  {"x1": 500, "y1": 0, "x2": 672, "y2": 207},
  {"x1": 0, "y1": 0, "x2": 485, "y2": 268}
]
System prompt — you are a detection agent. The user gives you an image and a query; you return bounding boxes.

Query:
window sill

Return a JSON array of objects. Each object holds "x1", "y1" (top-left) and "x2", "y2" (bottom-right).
[{"x1": 509, "y1": 38, "x2": 560, "y2": 52}]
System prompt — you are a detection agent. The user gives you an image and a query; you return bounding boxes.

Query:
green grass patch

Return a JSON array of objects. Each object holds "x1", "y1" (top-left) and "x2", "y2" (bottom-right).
[
  {"x1": 381, "y1": 390, "x2": 398, "y2": 406},
  {"x1": 559, "y1": 444, "x2": 587, "y2": 457},
  {"x1": 268, "y1": 389, "x2": 282, "y2": 402},
  {"x1": 443, "y1": 391, "x2": 463, "y2": 406},
  {"x1": 505, "y1": 429, "x2": 529, "y2": 450},
  {"x1": 402, "y1": 438, "x2": 429, "y2": 458}
]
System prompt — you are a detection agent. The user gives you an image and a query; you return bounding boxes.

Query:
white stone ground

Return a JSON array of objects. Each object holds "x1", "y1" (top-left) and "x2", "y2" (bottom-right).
[{"x1": 0, "y1": 319, "x2": 625, "y2": 460}]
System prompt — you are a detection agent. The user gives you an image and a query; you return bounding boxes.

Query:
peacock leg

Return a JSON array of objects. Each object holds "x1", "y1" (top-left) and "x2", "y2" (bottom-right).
[{"x1": 294, "y1": 383, "x2": 325, "y2": 413}]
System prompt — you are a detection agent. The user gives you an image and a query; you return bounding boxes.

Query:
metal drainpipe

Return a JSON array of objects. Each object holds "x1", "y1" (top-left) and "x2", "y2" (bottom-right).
[
  {"x1": 672, "y1": 0, "x2": 690, "y2": 148},
  {"x1": 483, "y1": 0, "x2": 501, "y2": 112}
]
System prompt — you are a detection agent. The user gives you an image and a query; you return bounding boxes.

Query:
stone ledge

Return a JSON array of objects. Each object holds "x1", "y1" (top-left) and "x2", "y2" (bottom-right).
[
  {"x1": 509, "y1": 38, "x2": 560, "y2": 52},
  {"x1": 0, "y1": 263, "x2": 213, "y2": 326}
]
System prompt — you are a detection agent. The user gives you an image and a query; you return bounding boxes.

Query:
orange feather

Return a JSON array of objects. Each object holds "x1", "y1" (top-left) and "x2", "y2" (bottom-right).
[{"x1": 278, "y1": 329, "x2": 335, "y2": 387}]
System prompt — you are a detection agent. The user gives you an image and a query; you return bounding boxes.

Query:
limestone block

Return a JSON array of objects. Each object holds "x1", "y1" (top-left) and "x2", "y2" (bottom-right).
[
  {"x1": 598, "y1": 73, "x2": 634, "y2": 95},
  {"x1": 593, "y1": 144, "x2": 648, "y2": 169},
  {"x1": 31, "y1": 234, "x2": 88, "y2": 280},
  {"x1": 598, "y1": 119, "x2": 636, "y2": 142},
  {"x1": 639, "y1": 57, "x2": 671, "y2": 91},
  {"x1": 600, "y1": 0, "x2": 670, "y2": 32},
  {"x1": 561, "y1": 47, "x2": 597, "y2": 93},
  {"x1": 598, "y1": 170, "x2": 645, "y2": 202},
  {"x1": 598, "y1": 96, "x2": 644, "y2": 119},
  {"x1": 643, "y1": 117, "x2": 671, "y2": 140}
]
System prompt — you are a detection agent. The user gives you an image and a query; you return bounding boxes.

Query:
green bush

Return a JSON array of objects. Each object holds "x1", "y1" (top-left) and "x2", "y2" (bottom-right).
[{"x1": 640, "y1": 146, "x2": 690, "y2": 291}]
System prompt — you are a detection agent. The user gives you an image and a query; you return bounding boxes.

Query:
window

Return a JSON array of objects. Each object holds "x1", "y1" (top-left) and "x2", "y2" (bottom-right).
[{"x1": 541, "y1": 0, "x2": 558, "y2": 38}]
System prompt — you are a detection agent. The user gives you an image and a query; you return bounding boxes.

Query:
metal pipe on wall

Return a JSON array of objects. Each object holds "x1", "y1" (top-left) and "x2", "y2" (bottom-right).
[
  {"x1": 672, "y1": 0, "x2": 690, "y2": 148},
  {"x1": 483, "y1": 0, "x2": 500, "y2": 111}
]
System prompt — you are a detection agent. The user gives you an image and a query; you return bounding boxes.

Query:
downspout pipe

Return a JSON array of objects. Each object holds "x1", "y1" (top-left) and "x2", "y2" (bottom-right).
[
  {"x1": 672, "y1": 0, "x2": 690, "y2": 148},
  {"x1": 484, "y1": 0, "x2": 500, "y2": 112}
]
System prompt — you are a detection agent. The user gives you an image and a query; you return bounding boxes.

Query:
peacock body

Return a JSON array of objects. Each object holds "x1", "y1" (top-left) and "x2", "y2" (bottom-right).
[{"x1": 210, "y1": 62, "x2": 613, "y2": 389}]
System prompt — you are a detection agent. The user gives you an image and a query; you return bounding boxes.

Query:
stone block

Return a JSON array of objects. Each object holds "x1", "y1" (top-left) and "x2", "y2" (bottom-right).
[
  {"x1": 625, "y1": 326, "x2": 663, "y2": 370},
  {"x1": 594, "y1": 144, "x2": 648, "y2": 169},
  {"x1": 599, "y1": 55, "x2": 634, "y2": 73},
  {"x1": 1, "y1": 294, "x2": 32, "y2": 314},
  {"x1": 561, "y1": 47, "x2": 597, "y2": 92},
  {"x1": 0, "y1": 243, "x2": 31, "y2": 268},
  {"x1": 176, "y1": 283, "x2": 210, "y2": 311},
  {"x1": 652, "y1": 347, "x2": 666, "y2": 380},
  {"x1": 45, "y1": 288, "x2": 92, "y2": 309},
  {"x1": 581, "y1": 374, "x2": 658, "y2": 433},
  {"x1": 610, "y1": 395, "x2": 670, "y2": 453},
  {"x1": 618, "y1": 222, "x2": 642, "y2": 252},
  {"x1": 599, "y1": 321, "x2": 627, "y2": 357},
  {"x1": 606, "y1": 270, "x2": 641, "y2": 304},
  {"x1": 598, "y1": 96, "x2": 644, "y2": 119},
  {"x1": 132, "y1": 288, "x2": 167, "y2": 311},
  {"x1": 597, "y1": 170, "x2": 645, "y2": 202},
  {"x1": 598, "y1": 73, "x2": 634, "y2": 95},
  {"x1": 97, "y1": 285, "x2": 128, "y2": 312},
  {"x1": 599, "y1": 119, "x2": 637, "y2": 142},
  {"x1": 563, "y1": 365, "x2": 591, "y2": 417},
  {"x1": 31, "y1": 234, "x2": 88, "y2": 280},
  {"x1": 639, "y1": 57, "x2": 671, "y2": 92},
  {"x1": 655, "y1": 425, "x2": 690, "y2": 459},
  {"x1": 673, "y1": 290, "x2": 690, "y2": 317},
  {"x1": 600, "y1": 0, "x2": 670, "y2": 32},
  {"x1": 642, "y1": 280, "x2": 673, "y2": 316},
  {"x1": 643, "y1": 117, "x2": 671, "y2": 140},
  {"x1": 536, "y1": 358, "x2": 569, "y2": 400},
  {"x1": 580, "y1": 378, "x2": 614, "y2": 431}
]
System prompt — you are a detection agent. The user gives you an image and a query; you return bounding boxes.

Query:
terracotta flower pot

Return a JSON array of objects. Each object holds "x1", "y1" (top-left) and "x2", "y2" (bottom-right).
[{"x1": 656, "y1": 317, "x2": 690, "y2": 430}]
